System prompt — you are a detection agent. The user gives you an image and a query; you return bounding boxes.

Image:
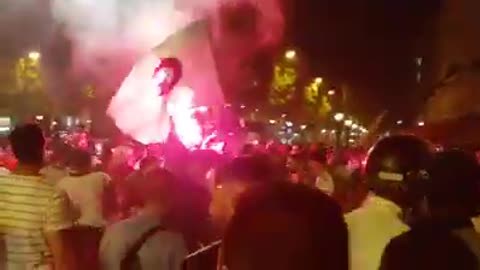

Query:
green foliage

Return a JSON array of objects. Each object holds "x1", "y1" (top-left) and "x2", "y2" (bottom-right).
[
  {"x1": 269, "y1": 62, "x2": 297, "y2": 106},
  {"x1": 304, "y1": 81, "x2": 331, "y2": 118},
  {"x1": 15, "y1": 57, "x2": 43, "y2": 92}
]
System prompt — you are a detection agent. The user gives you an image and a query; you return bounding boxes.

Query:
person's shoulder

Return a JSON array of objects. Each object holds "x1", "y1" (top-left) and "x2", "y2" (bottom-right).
[
  {"x1": 0, "y1": 173, "x2": 55, "y2": 190},
  {"x1": 344, "y1": 205, "x2": 369, "y2": 225},
  {"x1": 387, "y1": 223, "x2": 454, "y2": 251},
  {"x1": 157, "y1": 229, "x2": 185, "y2": 244},
  {"x1": 88, "y1": 171, "x2": 112, "y2": 182}
]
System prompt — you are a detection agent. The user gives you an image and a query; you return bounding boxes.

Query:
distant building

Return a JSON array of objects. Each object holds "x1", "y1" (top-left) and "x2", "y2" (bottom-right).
[{"x1": 424, "y1": 0, "x2": 480, "y2": 123}]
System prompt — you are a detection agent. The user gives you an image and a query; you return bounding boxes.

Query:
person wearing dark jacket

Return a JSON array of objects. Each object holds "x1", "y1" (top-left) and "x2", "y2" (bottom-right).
[{"x1": 381, "y1": 149, "x2": 480, "y2": 269}]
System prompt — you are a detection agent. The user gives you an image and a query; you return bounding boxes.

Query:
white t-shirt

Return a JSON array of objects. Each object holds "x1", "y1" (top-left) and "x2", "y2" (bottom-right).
[
  {"x1": 345, "y1": 195, "x2": 409, "y2": 270},
  {"x1": 57, "y1": 172, "x2": 111, "y2": 227}
]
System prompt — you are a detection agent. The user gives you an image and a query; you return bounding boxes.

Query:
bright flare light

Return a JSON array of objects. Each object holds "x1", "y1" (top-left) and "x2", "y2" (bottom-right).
[
  {"x1": 28, "y1": 51, "x2": 41, "y2": 61},
  {"x1": 285, "y1": 50, "x2": 296, "y2": 60},
  {"x1": 328, "y1": 89, "x2": 335, "y2": 96},
  {"x1": 334, "y1": 113, "x2": 345, "y2": 122},
  {"x1": 418, "y1": 121, "x2": 425, "y2": 127}
]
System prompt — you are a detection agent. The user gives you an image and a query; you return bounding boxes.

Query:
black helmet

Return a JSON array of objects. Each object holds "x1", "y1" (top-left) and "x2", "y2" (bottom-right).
[{"x1": 365, "y1": 135, "x2": 433, "y2": 208}]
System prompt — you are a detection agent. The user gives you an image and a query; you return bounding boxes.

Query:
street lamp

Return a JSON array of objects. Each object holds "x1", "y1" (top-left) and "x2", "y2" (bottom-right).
[
  {"x1": 28, "y1": 51, "x2": 41, "y2": 61},
  {"x1": 314, "y1": 77, "x2": 323, "y2": 84},
  {"x1": 396, "y1": 120, "x2": 403, "y2": 125},
  {"x1": 327, "y1": 89, "x2": 335, "y2": 96},
  {"x1": 418, "y1": 121, "x2": 425, "y2": 127},
  {"x1": 334, "y1": 113, "x2": 345, "y2": 122},
  {"x1": 285, "y1": 50, "x2": 296, "y2": 60},
  {"x1": 352, "y1": 123, "x2": 358, "y2": 129},
  {"x1": 344, "y1": 119, "x2": 353, "y2": 127}
]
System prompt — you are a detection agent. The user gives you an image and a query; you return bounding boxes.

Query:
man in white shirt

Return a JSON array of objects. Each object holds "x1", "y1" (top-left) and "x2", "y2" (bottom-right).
[
  {"x1": 57, "y1": 149, "x2": 111, "y2": 227},
  {"x1": 346, "y1": 135, "x2": 433, "y2": 270}
]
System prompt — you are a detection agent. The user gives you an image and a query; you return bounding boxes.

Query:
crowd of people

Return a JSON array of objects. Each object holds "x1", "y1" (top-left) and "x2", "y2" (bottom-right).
[{"x1": 0, "y1": 123, "x2": 479, "y2": 270}]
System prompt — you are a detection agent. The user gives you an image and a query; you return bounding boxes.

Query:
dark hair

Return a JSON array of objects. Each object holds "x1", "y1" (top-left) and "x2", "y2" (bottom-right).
[
  {"x1": 130, "y1": 168, "x2": 177, "y2": 208},
  {"x1": 308, "y1": 147, "x2": 328, "y2": 164},
  {"x1": 8, "y1": 124, "x2": 45, "y2": 165},
  {"x1": 427, "y1": 149, "x2": 480, "y2": 217},
  {"x1": 215, "y1": 155, "x2": 279, "y2": 186},
  {"x1": 223, "y1": 182, "x2": 348, "y2": 270},
  {"x1": 139, "y1": 156, "x2": 160, "y2": 170},
  {"x1": 68, "y1": 149, "x2": 92, "y2": 171}
]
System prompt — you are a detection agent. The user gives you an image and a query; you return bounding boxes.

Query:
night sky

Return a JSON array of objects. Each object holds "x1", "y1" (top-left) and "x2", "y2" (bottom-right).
[
  {"x1": 290, "y1": 0, "x2": 444, "y2": 123},
  {"x1": 0, "y1": 0, "x2": 445, "y2": 124}
]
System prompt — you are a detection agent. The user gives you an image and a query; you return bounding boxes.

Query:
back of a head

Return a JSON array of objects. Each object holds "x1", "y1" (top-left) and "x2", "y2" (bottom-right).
[
  {"x1": 68, "y1": 149, "x2": 92, "y2": 172},
  {"x1": 139, "y1": 155, "x2": 161, "y2": 171},
  {"x1": 132, "y1": 168, "x2": 177, "y2": 208},
  {"x1": 308, "y1": 147, "x2": 328, "y2": 165},
  {"x1": 216, "y1": 155, "x2": 279, "y2": 186},
  {"x1": 365, "y1": 135, "x2": 433, "y2": 208},
  {"x1": 427, "y1": 149, "x2": 480, "y2": 217},
  {"x1": 8, "y1": 124, "x2": 45, "y2": 165},
  {"x1": 223, "y1": 182, "x2": 348, "y2": 270}
]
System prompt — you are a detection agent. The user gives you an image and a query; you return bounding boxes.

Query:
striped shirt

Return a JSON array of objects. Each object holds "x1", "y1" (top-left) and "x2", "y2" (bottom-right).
[{"x1": 0, "y1": 174, "x2": 73, "y2": 269}]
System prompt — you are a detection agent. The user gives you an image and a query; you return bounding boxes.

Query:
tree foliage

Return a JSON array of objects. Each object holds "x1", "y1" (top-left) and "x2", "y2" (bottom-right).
[
  {"x1": 13, "y1": 57, "x2": 51, "y2": 115},
  {"x1": 304, "y1": 81, "x2": 332, "y2": 118},
  {"x1": 15, "y1": 57, "x2": 43, "y2": 93},
  {"x1": 269, "y1": 61, "x2": 297, "y2": 106}
]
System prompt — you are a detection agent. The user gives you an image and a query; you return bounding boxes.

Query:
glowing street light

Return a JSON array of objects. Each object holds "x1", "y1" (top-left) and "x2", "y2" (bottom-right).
[
  {"x1": 327, "y1": 89, "x2": 335, "y2": 96},
  {"x1": 269, "y1": 119, "x2": 276, "y2": 124},
  {"x1": 352, "y1": 123, "x2": 359, "y2": 129},
  {"x1": 285, "y1": 50, "x2": 296, "y2": 60},
  {"x1": 334, "y1": 113, "x2": 345, "y2": 122},
  {"x1": 28, "y1": 51, "x2": 41, "y2": 61},
  {"x1": 396, "y1": 120, "x2": 403, "y2": 125},
  {"x1": 314, "y1": 77, "x2": 323, "y2": 84},
  {"x1": 344, "y1": 119, "x2": 353, "y2": 127},
  {"x1": 321, "y1": 129, "x2": 327, "y2": 134},
  {"x1": 418, "y1": 121, "x2": 425, "y2": 127}
]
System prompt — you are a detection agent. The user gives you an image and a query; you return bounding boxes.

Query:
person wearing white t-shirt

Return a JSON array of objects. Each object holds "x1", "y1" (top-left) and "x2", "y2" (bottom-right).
[
  {"x1": 57, "y1": 150, "x2": 111, "y2": 227},
  {"x1": 347, "y1": 135, "x2": 433, "y2": 270}
]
